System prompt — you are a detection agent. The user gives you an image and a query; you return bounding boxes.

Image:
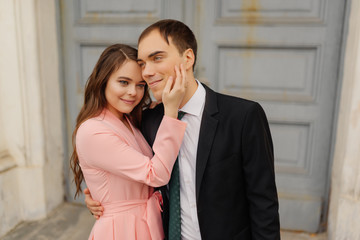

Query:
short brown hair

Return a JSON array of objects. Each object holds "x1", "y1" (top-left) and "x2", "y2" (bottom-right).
[{"x1": 138, "y1": 19, "x2": 197, "y2": 70}]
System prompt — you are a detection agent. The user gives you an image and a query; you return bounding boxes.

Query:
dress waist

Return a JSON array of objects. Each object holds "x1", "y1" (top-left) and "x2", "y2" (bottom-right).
[
  {"x1": 99, "y1": 191, "x2": 164, "y2": 240},
  {"x1": 102, "y1": 198, "x2": 148, "y2": 216}
]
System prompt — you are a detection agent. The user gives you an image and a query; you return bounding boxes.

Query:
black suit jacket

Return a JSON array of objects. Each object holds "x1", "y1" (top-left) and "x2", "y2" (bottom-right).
[{"x1": 141, "y1": 84, "x2": 280, "y2": 240}]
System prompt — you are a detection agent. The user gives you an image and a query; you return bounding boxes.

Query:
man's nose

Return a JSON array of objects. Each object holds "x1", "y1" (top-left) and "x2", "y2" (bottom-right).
[{"x1": 142, "y1": 63, "x2": 154, "y2": 78}]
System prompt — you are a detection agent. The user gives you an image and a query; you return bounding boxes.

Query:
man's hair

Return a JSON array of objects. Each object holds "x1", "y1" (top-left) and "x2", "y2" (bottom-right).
[{"x1": 138, "y1": 19, "x2": 198, "y2": 70}]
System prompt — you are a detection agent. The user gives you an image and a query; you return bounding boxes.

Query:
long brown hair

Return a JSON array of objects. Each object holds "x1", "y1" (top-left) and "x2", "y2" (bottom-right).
[{"x1": 70, "y1": 44, "x2": 151, "y2": 198}]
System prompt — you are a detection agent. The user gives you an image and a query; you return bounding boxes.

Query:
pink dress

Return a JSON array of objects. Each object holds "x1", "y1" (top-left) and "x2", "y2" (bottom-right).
[{"x1": 76, "y1": 109, "x2": 186, "y2": 240}]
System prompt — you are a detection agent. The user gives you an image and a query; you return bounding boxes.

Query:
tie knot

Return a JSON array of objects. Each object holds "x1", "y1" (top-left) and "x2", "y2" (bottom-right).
[{"x1": 177, "y1": 111, "x2": 186, "y2": 120}]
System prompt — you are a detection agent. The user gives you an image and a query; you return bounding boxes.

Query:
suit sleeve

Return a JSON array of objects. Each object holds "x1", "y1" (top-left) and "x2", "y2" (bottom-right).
[
  {"x1": 76, "y1": 116, "x2": 186, "y2": 187},
  {"x1": 241, "y1": 103, "x2": 280, "y2": 239}
]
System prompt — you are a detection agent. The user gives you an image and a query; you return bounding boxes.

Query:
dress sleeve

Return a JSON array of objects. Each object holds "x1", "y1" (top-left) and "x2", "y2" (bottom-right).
[{"x1": 76, "y1": 116, "x2": 186, "y2": 187}]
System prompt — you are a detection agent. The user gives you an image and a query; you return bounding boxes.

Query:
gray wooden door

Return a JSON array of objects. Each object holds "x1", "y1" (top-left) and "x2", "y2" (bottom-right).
[
  {"x1": 61, "y1": 0, "x2": 194, "y2": 203},
  {"x1": 61, "y1": 0, "x2": 346, "y2": 232},
  {"x1": 196, "y1": 0, "x2": 346, "y2": 232}
]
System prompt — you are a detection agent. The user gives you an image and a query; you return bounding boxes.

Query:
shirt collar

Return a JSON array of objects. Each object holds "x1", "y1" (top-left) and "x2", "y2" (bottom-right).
[{"x1": 180, "y1": 79, "x2": 206, "y2": 117}]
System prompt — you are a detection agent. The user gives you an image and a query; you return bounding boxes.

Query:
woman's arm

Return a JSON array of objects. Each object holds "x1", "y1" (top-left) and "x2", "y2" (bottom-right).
[{"x1": 77, "y1": 116, "x2": 186, "y2": 187}]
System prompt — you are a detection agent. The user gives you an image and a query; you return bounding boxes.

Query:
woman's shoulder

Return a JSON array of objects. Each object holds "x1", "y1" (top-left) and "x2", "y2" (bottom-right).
[{"x1": 77, "y1": 117, "x2": 110, "y2": 136}]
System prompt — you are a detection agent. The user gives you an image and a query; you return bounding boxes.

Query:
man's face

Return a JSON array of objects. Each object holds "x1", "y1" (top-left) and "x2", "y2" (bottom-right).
[{"x1": 137, "y1": 30, "x2": 184, "y2": 102}]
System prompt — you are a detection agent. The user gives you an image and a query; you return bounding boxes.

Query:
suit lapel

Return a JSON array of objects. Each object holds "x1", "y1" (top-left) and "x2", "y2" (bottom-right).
[{"x1": 196, "y1": 84, "x2": 218, "y2": 202}]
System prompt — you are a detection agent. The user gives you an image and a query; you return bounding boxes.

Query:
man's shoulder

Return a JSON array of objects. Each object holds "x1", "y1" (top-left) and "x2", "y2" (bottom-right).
[
  {"x1": 217, "y1": 92, "x2": 255, "y2": 105},
  {"x1": 205, "y1": 85, "x2": 259, "y2": 112}
]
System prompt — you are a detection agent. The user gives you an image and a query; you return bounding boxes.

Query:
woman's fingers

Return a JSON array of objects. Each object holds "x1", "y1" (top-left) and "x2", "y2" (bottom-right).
[
  {"x1": 163, "y1": 76, "x2": 173, "y2": 95},
  {"x1": 174, "y1": 65, "x2": 182, "y2": 88},
  {"x1": 180, "y1": 64, "x2": 186, "y2": 89},
  {"x1": 173, "y1": 64, "x2": 186, "y2": 91},
  {"x1": 162, "y1": 64, "x2": 186, "y2": 118},
  {"x1": 164, "y1": 63, "x2": 186, "y2": 97}
]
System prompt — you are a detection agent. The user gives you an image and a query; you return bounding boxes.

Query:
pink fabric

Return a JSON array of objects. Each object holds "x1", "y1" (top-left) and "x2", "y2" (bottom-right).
[{"x1": 76, "y1": 109, "x2": 186, "y2": 240}]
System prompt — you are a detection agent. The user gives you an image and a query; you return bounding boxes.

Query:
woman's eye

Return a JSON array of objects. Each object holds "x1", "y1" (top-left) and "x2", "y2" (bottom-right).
[
  {"x1": 119, "y1": 80, "x2": 128, "y2": 85},
  {"x1": 137, "y1": 84, "x2": 146, "y2": 88}
]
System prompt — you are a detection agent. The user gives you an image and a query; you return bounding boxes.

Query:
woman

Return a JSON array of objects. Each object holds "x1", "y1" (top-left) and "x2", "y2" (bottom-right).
[{"x1": 70, "y1": 44, "x2": 186, "y2": 240}]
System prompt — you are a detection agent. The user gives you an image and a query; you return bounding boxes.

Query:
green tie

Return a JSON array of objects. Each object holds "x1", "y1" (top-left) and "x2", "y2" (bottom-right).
[{"x1": 168, "y1": 111, "x2": 185, "y2": 240}]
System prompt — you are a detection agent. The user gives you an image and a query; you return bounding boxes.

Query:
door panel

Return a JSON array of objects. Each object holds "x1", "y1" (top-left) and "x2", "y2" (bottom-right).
[
  {"x1": 219, "y1": 0, "x2": 325, "y2": 23},
  {"x1": 61, "y1": 0, "x2": 190, "y2": 204},
  {"x1": 61, "y1": 0, "x2": 346, "y2": 232},
  {"x1": 197, "y1": 0, "x2": 345, "y2": 232}
]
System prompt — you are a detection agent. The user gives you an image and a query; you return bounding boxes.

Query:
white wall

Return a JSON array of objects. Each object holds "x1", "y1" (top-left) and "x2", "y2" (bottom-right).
[
  {"x1": 328, "y1": 0, "x2": 360, "y2": 239},
  {"x1": 0, "y1": 0, "x2": 64, "y2": 237},
  {"x1": 0, "y1": 115, "x2": 6, "y2": 157},
  {"x1": 0, "y1": 0, "x2": 360, "y2": 238}
]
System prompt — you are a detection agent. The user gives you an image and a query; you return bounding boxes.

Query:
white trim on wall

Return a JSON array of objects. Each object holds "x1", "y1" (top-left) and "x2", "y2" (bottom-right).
[
  {"x1": 0, "y1": 0, "x2": 64, "y2": 237},
  {"x1": 328, "y1": 0, "x2": 360, "y2": 238}
]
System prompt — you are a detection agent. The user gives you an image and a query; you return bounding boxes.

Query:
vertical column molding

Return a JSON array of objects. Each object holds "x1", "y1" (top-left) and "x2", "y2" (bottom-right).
[
  {"x1": 34, "y1": 0, "x2": 65, "y2": 212},
  {"x1": 0, "y1": 0, "x2": 26, "y2": 166},
  {"x1": 329, "y1": 0, "x2": 360, "y2": 238},
  {"x1": 13, "y1": 0, "x2": 46, "y2": 167},
  {"x1": 0, "y1": 0, "x2": 64, "y2": 223}
]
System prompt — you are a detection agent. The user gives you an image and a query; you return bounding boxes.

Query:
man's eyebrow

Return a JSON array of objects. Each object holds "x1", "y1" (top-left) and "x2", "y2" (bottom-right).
[
  {"x1": 148, "y1": 51, "x2": 165, "y2": 58},
  {"x1": 137, "y1": 51, "x2": 165, "y2": 62}
]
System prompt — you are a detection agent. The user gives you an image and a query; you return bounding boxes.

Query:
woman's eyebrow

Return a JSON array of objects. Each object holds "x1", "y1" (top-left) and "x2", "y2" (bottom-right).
[{"x1": 117, "y1": 76, "x2": 132, "y2": 81}]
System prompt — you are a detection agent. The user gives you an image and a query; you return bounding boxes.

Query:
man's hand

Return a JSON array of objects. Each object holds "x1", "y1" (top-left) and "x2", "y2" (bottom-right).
[{"x1": 84, "y1": 188, "x2": 103, "y2": 219}]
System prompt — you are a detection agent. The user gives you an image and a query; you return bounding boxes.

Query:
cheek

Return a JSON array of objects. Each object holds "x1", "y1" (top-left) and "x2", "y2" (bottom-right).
[
  {"x1": 104, "y1": 86, "x2": 111, "y2": 102},
  {"x1": 158, "y1": 61, "x2": 177, "y2": 76},
  {"x1": 137, "y1": 88, "x2": 145, "y2": 100},
  {"x1": 105, "y1": 84, "x2": 123, "y2": 101}
]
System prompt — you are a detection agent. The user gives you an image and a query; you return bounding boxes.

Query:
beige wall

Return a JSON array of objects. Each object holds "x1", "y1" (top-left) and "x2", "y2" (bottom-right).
[
  {"x1": 0, "y1": 0, "x2": 360, "y2": 238},
  {"x1": 328, "y1": 0, "x2": 360, "y2": 239},
  {"x1": 0, "y1": 0, "x2": 64, "y2": 237},
  {"x1": 0, "y1": 114, "x2": 6, "y2": 156}
]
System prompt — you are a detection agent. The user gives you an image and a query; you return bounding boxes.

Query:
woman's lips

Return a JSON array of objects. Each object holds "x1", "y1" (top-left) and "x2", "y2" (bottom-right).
[{"x1": 121, "y1": 99, "x2": 136, "y2": 105}]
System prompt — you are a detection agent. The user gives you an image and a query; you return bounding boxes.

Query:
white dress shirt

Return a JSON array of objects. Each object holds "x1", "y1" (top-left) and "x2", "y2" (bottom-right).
[{"x1": 178, "y1": 80, "x2": 205, "y2": 240}]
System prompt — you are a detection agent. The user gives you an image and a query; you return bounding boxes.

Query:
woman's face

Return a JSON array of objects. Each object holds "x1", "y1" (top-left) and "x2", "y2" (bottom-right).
[{"x1": 105, "y1": 60, "x2": 146, "y2": 119}]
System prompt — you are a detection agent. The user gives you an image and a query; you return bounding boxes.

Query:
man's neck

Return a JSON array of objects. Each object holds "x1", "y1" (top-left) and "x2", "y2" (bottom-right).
[{"x1": 179, "y1": 76, "x2": 198, "y2": 109}]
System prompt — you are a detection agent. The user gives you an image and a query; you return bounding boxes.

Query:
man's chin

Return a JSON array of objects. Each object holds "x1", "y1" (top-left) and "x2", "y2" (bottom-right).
[{"x1": 151, "y1": 92, "x2": 163, "y2": 103}]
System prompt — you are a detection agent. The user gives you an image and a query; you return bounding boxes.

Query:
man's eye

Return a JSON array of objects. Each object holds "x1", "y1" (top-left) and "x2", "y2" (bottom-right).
[
  {"x1": 138, "y1": 62, "x2": 145, "y2": 68},
  {"x1": 154, "y1": 56, "x2": 162, "y2": 61}
]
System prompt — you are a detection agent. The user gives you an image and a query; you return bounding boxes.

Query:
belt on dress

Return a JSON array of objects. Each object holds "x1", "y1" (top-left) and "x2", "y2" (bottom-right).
[{"x1": 101, "y1": 191, "x2": 164, "y2": 240}]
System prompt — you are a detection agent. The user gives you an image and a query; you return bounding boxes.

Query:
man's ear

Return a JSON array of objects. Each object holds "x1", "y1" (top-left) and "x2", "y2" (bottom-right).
[{"x1": 183, "y1": 48, "x2": 195, "y2": 71}]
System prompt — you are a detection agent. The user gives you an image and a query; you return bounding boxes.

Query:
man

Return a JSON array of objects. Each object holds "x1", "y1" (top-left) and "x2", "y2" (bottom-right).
[{"x1": 85, "y1": 19, "x2": 280, "y2": 239}]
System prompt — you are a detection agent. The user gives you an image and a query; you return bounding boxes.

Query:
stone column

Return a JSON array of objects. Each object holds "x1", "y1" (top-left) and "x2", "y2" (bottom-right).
[
  {"x1": 328, "y1": 0, "x2": 360, "y2": 239},
  {"x1": 0, "y1": 0, "x2": 64, "y2": 237}
]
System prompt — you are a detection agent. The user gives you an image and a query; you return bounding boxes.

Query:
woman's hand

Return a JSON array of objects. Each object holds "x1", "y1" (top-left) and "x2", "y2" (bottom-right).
[{"x1": 162, "y1": 64, "x2": 186, "y2": 118}]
